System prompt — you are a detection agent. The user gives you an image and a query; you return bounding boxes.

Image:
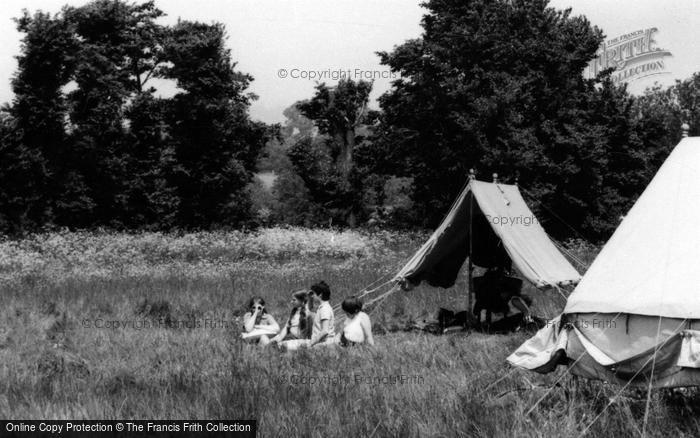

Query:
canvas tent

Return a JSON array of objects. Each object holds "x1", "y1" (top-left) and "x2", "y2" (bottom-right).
[
  {"x1": 394, "y1": 178, "x2": 581, "y2": 291},
  {"x1": 508, "y1": 136, "x2": 700, "y2": 387}
]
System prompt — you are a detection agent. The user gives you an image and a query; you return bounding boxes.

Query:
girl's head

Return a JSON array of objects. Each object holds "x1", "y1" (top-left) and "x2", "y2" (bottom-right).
[
  {"x1": 289, "y1": 290, "x2": 312, "y2": 334},
  {"x1": 310, "y1": 281, "x2": 331, "y2": 303},
  {"x1": 248, "y1": 296, "x2": 267, "y2": 314},
  {"x1": 341, "y1": 297, "x2": 363, "y2": 316},
  {"x1": 291, "y1": 290, "x2": 309, "y2": 307}
]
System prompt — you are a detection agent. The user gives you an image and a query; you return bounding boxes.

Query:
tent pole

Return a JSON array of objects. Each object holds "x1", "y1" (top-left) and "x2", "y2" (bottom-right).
[
  {"x1": 467, "y1": 170, "x2": 475, "y2": 314},
  {"x1": 468, "y1": 252, "x2": 473, "y2": 313}
]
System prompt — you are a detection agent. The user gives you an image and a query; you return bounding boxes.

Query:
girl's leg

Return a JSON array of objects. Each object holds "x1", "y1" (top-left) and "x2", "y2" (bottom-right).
[{"x1": 279, "y1": 339, "x2": 310, "y2": 351}]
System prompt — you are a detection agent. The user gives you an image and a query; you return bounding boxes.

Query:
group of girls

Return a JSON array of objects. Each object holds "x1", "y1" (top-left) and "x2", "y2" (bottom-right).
[{"x1": 241, "y1": 281, "x2": 374, "y2": 350}]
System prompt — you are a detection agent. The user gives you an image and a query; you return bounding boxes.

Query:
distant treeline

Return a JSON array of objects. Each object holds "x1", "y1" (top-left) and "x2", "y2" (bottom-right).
[{"x1": 1, "y1": 0, "x2": 698, "y2": 242}]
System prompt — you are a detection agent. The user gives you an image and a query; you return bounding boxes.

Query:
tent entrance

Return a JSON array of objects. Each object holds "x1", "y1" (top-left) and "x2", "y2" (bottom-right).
[
  {"x1": 469, "y1": 195, "x2": 512, "y2": 270},
  {"x1": 466, "y1": 190, "x2": 514, "y2": 311}
]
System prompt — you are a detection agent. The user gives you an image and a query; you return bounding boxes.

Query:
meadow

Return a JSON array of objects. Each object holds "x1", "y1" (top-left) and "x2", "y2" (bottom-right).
[{"x1": 0, "y1": 228, "x2": 698, "y2": 437}]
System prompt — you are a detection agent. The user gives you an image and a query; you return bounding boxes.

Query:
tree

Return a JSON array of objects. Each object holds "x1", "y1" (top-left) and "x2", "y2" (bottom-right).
[
  {"x1": 280, "y1": 104, "x2": 315, "y2": 139},
  {"x1": 297, "y1": 79, "x2": 373, "y2": 178},
  {"x1": 0, "y1": 109, "x2": 34, "y2": 232},
  {"x1": 3, "y1": 1, "x2": 268, "y2": 232},
  {"x1": 123, "y1": 94, "x2": 179, "y2": 228},
  {"x1": 294, "y1": 80, "x2": 376, "y2": 226},
  {"x1": 627, "y1": 73, "x2": 700, "y2": 209},
  {"x1": 162, "y1": 20, "x2": 268, "y2": 227},
  {"x1": 7, "y1": 9, "x2": 80, "y2": 230},
  {"x1": 62, "y1": 0, "x2": 166, "y2": 226},
  {"x1": 633, "y1": 73, "x2": 700, "y2": 155},
  {"x1": 374, "y1": 0, "x2": 650, "y2": 239},
  {"x1": 253, "y1": 107, "x2": 319, "y2": 226}
]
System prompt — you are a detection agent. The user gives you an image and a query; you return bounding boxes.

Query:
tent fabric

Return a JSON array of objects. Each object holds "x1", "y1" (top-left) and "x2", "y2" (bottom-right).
[
  {"x1": 570, "y1": 313, "x2": 685, "y2": 362},
  {"x1": 394, "y1": 180, "x2": 581, "y2": 289},
  {"x1": 508, "y1": 313, "x2": 700, "y2": 387},
  {"x1": 506, "y1": 315, "x2": 568, "y2": 369},
  {"x1": 565, "y1": 137, "x2": 700, "y2": 319},
  {"x1": 565, "y1": 327, "x2": 700, "y2": 388},
  {"x1": 572, "y1": 325, "x2": 616, "y2": 366},
  {"x1": 678, "y1": 330, "x2": 700, "y2": 368}
]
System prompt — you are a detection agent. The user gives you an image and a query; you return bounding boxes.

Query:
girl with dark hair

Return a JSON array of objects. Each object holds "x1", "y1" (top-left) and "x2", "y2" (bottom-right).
[
  {"x1": 241, "y1": 296, "x2": 279, "y2": 346},
  {"x1": 309, "y1": 281, "x2": 336, "y2": 347},
  {"x1": 270, "y1": 290, "x2": 315, "y2": 346},
  {"x1": 338, "y1": 297, "x2": 374, "y2": 346},
  {"x1": 274, "y1": 281, "x2": 337, "y2": 350}
]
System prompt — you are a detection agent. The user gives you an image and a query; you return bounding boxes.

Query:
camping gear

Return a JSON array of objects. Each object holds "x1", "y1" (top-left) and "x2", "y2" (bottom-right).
[
  {"x1": 484, "y1": 313, "x2": 545, "y2": 334},
  {"x1": 436, "y1": 307, "x2": 473, "y2": 331},
  {"x1": 473, "y1": 273, "x2": 524, "y2": 322},
  {"x1": 509, "y1": 136, "x2": 700, "y2": 387}
]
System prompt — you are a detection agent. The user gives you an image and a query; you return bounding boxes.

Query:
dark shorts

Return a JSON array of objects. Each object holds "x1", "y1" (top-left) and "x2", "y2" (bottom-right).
[{"x1": 340, "y1": 332, "x2": 357, "y2": 347}]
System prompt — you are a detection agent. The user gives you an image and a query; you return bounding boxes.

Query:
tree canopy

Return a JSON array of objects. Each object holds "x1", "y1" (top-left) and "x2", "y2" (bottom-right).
[
  {"x1": 1, "y1": 0, "x2": 697, "y2": 239},
  {"x1": 1, "y1": 0, "x2": 268, "y2": 232}
]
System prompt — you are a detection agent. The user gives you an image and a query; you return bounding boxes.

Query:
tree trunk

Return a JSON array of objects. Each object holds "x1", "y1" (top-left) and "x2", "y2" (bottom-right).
[
  {"x1": 347, "y1": 210, "x2": 357, "y2": 228},
  {"x1": 338, "y1": 128, "x2": 355, "y2": 179}
]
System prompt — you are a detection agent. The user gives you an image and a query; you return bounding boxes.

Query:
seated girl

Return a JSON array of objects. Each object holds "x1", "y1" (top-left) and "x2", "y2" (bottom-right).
[
  {"x1": 338, "y1": 296, "x2": 374, "y2": 346},
  {"x1": 270, "y1": 290, "x2": 314, "y2": 346},
  {"x1": 275, "y1": 281, "x2": 335, "y2": 351},
  {"x1": 241, "y1": 296, "x2": 279, "y2": 346},
  {"x1": 308, "y1": 281, "x2": 336, "y2": 347}
]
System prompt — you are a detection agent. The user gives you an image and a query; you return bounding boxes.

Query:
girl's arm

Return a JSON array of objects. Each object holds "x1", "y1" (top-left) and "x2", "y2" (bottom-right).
[
  {"x1": 362, "y1": 314, "x2": 375, "y2": 346},
  {"x1": 256, "y1": 314, "x2": 280, "y2": 332},
  {"x1": 270, "y1": 320, "x2": 288, "y2": 343},
  {"x1": 243, "y1": 311, "x2": 257, "y2": 333},
  {"x1": 309, "y1": 319, "x2": 330, "y2": 346}
]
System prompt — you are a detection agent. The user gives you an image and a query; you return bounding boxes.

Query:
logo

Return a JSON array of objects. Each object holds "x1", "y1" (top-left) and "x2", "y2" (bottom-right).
[{"x1": 585, "y1": 28, "x2": 672, "y2": 84}]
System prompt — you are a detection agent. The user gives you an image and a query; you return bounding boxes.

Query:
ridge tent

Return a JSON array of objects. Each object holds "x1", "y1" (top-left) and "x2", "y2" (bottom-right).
[
  {"x1": 393, "y1": 178, "x2": 581, "y2": 294},
  {"x1": 508, "y1": 136, "x2": 700, "y2": 387}
]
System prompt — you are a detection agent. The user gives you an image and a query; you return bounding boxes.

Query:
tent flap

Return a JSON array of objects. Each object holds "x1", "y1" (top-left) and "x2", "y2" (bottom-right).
[
  {"x1": 394, "y1": 180, "x2": 581, "y2": 289},
  {"x1": 506, "y1": 315, "x2": 568, "y2": 370}
]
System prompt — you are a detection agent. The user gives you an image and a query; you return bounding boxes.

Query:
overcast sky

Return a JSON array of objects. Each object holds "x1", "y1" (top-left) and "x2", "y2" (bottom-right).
[{"x1": 1, "y1": 0, "x2": 698, "y2": 123}]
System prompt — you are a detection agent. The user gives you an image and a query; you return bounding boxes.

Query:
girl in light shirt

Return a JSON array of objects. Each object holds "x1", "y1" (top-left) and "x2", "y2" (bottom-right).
[
  {"x1": 308, "y1": 281, "x2": 336, "y2": 347},
  {"x1": 242, "y1": 296, "x2": 279, "y2": 346},
  {"x1": 338, "y1": 296, "x2": 374, "y2": 346}
]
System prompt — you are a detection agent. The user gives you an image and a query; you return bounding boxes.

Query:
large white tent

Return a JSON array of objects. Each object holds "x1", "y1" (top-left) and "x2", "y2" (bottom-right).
[{"x1": 508, "y1": 136, "x2": 700, "y2": 387}]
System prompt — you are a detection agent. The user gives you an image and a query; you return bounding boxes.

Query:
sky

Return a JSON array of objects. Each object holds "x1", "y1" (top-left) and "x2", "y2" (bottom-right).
[{"x1": 0, "y1": 0, "x2": 699, "y2": 124}]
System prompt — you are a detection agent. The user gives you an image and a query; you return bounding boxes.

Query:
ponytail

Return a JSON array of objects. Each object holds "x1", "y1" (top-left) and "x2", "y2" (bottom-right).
[{"x1": 287, "y1": 290, "x2": 310, "y2": 334}]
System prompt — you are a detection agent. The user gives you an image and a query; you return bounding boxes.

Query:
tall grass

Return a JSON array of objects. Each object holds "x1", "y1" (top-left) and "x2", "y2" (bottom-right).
[{"x1": 0, "y1": 229, "x2": 697, "y2": 437}]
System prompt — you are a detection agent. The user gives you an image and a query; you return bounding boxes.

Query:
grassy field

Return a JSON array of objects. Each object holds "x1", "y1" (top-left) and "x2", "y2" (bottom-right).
[{"x1": 0, "y1": 228, "x2": 698, "y2": 437}]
